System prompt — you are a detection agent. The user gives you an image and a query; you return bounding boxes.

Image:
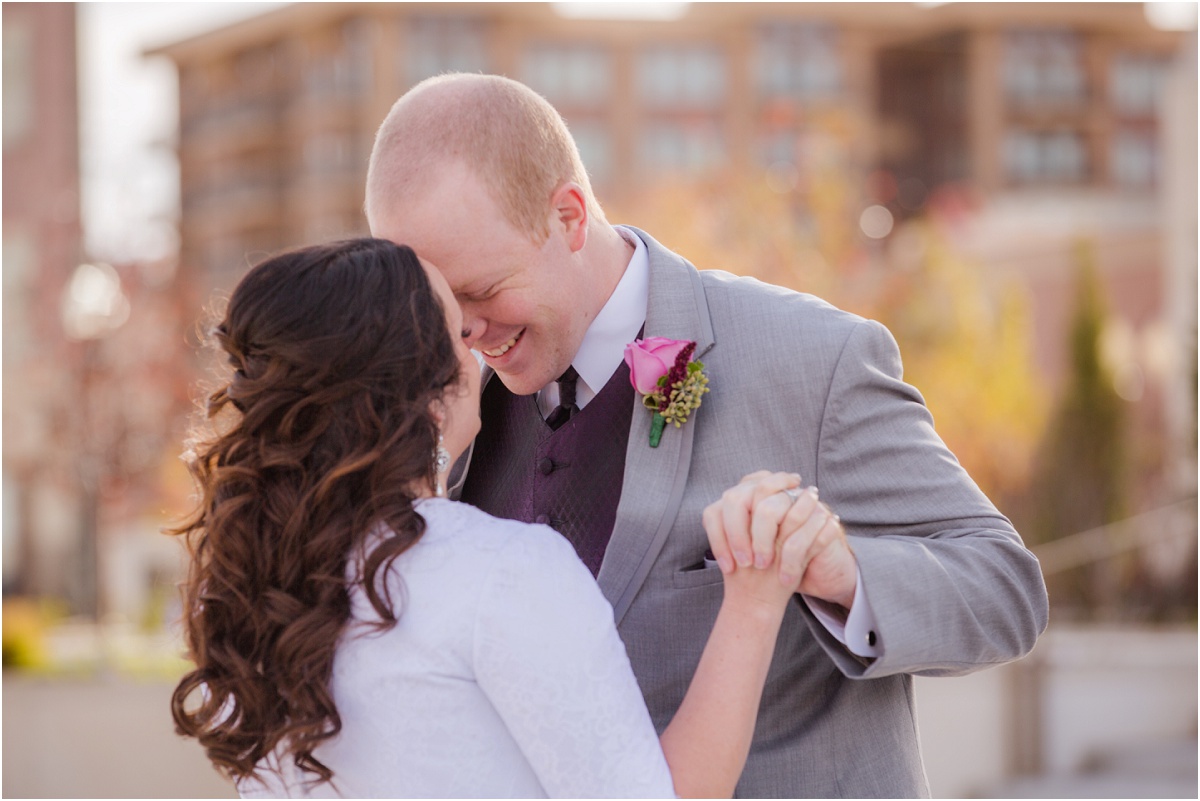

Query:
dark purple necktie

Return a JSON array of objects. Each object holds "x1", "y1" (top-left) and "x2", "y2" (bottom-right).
[{"x1": 545, "y1": 366, "x2": 579, "y2": 431}]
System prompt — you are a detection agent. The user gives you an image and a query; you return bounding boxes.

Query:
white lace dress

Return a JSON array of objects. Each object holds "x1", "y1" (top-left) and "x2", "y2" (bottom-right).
[{"x1": 237, "y1": 498, "x2": 676, "y2": 799}]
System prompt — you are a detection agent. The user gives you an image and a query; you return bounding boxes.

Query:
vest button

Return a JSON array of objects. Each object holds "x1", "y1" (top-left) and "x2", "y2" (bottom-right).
[
  {"x1": 538, "y1": 457, "x2": 554, "y2": 475},
  {"x1": 535, "y1": 514, "x2": 550, "y2": 526}
]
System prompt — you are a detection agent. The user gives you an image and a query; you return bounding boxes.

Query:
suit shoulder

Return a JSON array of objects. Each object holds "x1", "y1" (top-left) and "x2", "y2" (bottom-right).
[{"x1": 697, "y1": 268, "x2": 870, "y2": 340}]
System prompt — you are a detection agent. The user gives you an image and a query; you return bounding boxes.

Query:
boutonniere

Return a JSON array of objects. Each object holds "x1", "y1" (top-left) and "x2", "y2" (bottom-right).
[{"x1": 623, "y1": 337, "x2": 710, "y2": 448}]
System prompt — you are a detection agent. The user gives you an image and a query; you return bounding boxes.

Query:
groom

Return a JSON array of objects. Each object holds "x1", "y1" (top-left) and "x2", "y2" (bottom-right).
[{"x1": 365, "y1": 73, "x2": 1048, "y2": 797}]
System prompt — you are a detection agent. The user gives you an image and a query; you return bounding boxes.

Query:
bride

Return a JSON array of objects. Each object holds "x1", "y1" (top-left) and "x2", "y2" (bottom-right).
[{"x1": 171, "y1": 238, "x2": 834, "y2": 798}]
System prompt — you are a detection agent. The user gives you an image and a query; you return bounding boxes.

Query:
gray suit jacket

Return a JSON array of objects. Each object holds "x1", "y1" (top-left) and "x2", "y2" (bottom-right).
[{"x1": 454, "y1": 227, "x2": 1048, "y2": 797}]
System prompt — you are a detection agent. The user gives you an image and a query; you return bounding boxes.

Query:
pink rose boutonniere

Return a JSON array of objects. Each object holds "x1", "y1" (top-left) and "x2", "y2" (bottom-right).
[{"x1": 623, "y1": 337, "x2": 710, "y2": 447}]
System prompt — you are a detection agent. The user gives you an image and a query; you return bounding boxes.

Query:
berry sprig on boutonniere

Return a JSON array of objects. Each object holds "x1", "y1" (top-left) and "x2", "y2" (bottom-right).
[{"x1": 623, "y1": 337, "x2": 710, "y2": 448}]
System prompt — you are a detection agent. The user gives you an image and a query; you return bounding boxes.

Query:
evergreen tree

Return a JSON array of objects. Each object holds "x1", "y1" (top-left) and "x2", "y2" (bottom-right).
[{"x1": 1030, "y1": 241, "x2": 1128, "y2": 614}]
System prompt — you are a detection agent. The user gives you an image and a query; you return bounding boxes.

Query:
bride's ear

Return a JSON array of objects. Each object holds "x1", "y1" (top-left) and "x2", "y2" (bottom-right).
[{"x1": 429, "y1": 399, "x2": 447, "y2": 431}]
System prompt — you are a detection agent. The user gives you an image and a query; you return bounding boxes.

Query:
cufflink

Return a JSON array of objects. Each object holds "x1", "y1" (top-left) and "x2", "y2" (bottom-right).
[{"x1": 867, "y1": 630, "x2": 877, "y2": 647}]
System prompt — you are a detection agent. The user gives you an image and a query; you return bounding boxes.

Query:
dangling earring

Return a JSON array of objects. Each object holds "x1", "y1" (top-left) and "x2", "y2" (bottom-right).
[{"x1": 434, "y1": 433, "x2": 451, "y2": 496}]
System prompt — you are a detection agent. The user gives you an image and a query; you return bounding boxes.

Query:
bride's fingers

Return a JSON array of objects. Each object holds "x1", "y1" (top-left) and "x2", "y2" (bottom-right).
[
  {"x1": 702, "y1": 500, "x2": 734, "y2": 574},
  {"x1": 749, "y1": 491, "x2": 796, "y2": 569},
  {"x1": 776, "y1": 489, "x2": 828, "y2": 587},
  {"x1": 738, "y1": 469, "x2": 774, "y2": 485},
  {"x1": 706, "y1": 472, "x2": 803, "y2": 573},
  {"x1": 745, "y1": 472, "x2": 802, "y2": 513},
  {"x1": 719, "y1": 472, "x2": 797, "y2": 568}
]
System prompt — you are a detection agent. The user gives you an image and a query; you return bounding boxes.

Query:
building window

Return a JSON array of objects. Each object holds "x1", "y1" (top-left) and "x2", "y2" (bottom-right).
[
  {"x1": 755, "y1": 23, "x2": 842, "y2": 99},
  {"x1": 305, "y1": 19, "x2": 373, "y2": 99},
  {"x1": 406, "y1": 16, "x2": 490, "y2": 83},
  {"x1": 1004, "y1": 29, "x2": 1087, "y2": 108},
  {"x1": 1111, "y1": 130, "x2": 1158, "y2": 188},
  {"x1": 520, "y1": 45, "x2": 612, "y2": 107},
  {"x1": 1111, "y1": 54, "x2": 1167, "y2": 117},
  {"x1": 3, "y1": 22, "x2": 33, "y2": 146},
  {"x1": 637, "y1": 46, "x2": 726, "y2": 109},
  {"x1": 303, "y1": 132, "x2": 362, "y2": 175},
  {"x1": 638, "y1": 121, "x2": 725, "y2": 173},
  {"x1": 1004, "y1": 129, "x2": 1088, "y2": 184},
  {"x1": 1109, "y1": 54, "x2": 1167, "y2": 190},
  {"x1": 566, "y1": 119, "x2": 613, "y2": 182},
  {"x1": 236, "y1": 46, "x2": 277, "y2": 95},
  {"x1": 759, "y1": 130, "x2": 799, "y2": 168}
]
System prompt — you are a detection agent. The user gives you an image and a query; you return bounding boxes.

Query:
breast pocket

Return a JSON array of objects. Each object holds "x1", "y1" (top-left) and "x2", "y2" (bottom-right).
[{"x1": 671, "y1": 558, "x2": 725, "y2": 590}]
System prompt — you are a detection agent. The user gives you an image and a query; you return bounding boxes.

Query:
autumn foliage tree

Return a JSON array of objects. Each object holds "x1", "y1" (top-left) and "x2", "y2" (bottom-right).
[{"x1": 606, "y1": 170, "x2": 1048, "y2": 507}]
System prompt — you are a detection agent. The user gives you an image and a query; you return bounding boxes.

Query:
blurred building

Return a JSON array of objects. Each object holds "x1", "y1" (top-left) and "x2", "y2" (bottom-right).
[
  {"x1": 150, "y1": 2, "x2": 1191, "y2": 499},
  {"x1": 3, "y1": 4, "x2": 199, "y2": 625},
  {"x1": 149, "y1": 6, "x2": 1178, "y2": 258},
  {"x1": 2, "y1": 2, "x2": 87, "y2": 605}
]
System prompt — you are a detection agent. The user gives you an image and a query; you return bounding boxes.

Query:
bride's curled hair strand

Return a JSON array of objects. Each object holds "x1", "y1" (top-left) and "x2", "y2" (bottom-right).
[{"x1": 170, "y1": 238, "x2": 461, "y2": 786}]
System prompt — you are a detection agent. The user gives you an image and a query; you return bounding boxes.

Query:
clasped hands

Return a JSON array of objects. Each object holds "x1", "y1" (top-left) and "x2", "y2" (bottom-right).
[{"x1": 703, "y1": 471, "x2": 858, "y2": 611}]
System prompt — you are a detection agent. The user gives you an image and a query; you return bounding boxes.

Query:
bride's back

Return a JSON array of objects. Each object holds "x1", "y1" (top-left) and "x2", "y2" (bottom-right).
[{"x1": 241, "y1": 498, "x2": 674, "y2": 799}]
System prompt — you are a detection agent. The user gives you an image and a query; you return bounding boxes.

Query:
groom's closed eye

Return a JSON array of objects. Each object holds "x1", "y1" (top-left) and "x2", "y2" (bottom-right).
[{"x1": 460, "y1": 283, "x2": 501, "y2": 303}]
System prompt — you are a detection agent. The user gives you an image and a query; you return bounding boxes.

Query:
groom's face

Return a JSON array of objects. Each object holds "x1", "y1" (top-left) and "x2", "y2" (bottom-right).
[{"x1": 371, "y1": 161, "x2": 589, "y2": 396}]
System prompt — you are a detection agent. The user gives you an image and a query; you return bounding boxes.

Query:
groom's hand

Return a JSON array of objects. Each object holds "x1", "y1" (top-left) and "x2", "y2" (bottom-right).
[{"x1": 703, "y1": 471, "x2": 858, "y2": 610}]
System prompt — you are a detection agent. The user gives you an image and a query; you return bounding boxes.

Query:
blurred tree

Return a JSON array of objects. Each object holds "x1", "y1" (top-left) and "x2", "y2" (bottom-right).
[
  {"x1": 606, "y1": 172, "x2": 1047, "y2": 506},
  {"x1": 868, "y1": 221, "x2": 1048, "y2": 506},
  {"x1": 68, "y1": 259, "x2": 199, "y2": 624},
  {"x1": 1028, "y1": 242, "x2": 1129, "y2": 615},
  {"x1": 609, "y1": 170, "x2": 853, "y2": 307}
]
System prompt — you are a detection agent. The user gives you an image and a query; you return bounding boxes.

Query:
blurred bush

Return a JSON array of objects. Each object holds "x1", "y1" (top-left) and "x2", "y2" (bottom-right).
[{"x1": 1, "y1": 598, "x2": 63, "y2": 670}]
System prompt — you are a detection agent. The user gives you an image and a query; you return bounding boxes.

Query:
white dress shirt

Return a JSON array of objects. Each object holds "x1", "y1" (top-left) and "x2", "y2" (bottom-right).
[
  {"x1": 536, "y1": 226, "x2": 649, "y2": 417},
  {"x1": 535, "y1": 225, "x2": 880, "y2": 659}
]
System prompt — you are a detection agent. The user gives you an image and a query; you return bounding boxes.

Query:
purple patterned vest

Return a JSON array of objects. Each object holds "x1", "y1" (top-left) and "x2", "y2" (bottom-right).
[{"x1": 459, "y1": 362, "x2": 635, "y2": 575}]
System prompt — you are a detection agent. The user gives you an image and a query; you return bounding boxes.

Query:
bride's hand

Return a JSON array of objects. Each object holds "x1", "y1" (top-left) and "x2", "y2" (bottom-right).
[{"x1": 702, "y1": 471, "x2": 845, "y2": 610}]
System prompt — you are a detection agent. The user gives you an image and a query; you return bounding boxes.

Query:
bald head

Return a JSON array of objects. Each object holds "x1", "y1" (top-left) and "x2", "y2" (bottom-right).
[{"x1": 366, "y1": 73, "x2": 604, "y2": 243}]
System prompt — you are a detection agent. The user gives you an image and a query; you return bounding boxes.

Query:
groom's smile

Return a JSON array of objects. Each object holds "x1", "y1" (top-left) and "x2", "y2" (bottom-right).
[{"x1": 480, "y1": 329, "x2": 525, "y2": 360}]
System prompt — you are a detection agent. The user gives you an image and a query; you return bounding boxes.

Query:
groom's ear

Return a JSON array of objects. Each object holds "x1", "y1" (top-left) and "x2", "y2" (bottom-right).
[{"x1": 550, "y1": 182, "x2": 588, "y2": 253}]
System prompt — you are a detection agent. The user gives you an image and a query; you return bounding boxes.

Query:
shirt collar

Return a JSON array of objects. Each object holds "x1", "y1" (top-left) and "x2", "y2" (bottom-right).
[
  {"x1": 536, "y1": 225, "x2": 648, "y2": 415},
  {"x1": 571, "y1": 225, "x2": 649, "y2": 401}
]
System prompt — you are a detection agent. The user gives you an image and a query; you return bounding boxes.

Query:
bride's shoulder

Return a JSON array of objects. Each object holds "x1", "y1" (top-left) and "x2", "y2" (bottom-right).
[{"x1": 418, "y1": 499, "x2": 575, "y2": 557}]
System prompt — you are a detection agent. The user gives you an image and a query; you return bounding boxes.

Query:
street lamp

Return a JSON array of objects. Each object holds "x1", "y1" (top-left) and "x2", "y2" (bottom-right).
[{"x1": 60, "y1": 262, "x2": 129, "y2": 621}]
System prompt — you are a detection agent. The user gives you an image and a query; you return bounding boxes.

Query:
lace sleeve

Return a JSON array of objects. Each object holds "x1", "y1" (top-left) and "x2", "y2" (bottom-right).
[{"x1": 473, "y1": 525, "x2": 677, "y2": 799}]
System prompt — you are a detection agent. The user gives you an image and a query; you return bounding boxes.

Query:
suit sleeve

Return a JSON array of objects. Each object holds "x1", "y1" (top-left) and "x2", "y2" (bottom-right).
[{"x1": 803, "y1": 318, "x2": 1049, "y2": 678}]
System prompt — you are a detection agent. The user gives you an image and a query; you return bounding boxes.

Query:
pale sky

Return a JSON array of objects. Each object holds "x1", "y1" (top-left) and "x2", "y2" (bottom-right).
[{"x1": 79, "y1": 2, "x2": 282, "y2": 264}]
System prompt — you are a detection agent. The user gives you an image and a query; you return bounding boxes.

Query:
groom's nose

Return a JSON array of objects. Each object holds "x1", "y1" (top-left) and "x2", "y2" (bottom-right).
[{"x1": 460, "y1": 314, "x2": 485, "y2": 349}]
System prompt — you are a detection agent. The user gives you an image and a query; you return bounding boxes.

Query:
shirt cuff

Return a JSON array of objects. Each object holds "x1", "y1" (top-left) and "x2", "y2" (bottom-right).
[{"x1": 802, "y1": 569, "x2": 881, "y2": 658}]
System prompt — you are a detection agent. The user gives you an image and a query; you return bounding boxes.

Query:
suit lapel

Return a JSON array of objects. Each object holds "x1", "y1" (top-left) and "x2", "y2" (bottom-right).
[{"x1": 599, "y1": 227, "x2": 715, "y2": 625}]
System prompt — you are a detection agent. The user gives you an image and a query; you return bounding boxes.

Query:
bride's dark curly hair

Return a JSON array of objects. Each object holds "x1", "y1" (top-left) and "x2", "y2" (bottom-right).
[{"x1": 170, "y1": 238, "x2": 460, "y2": 786}]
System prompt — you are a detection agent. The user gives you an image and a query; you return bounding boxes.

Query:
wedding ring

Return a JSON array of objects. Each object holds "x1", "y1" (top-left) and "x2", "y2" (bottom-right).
[{"x1": 782, "y1": 487, "x2": 801, "y2": 504}]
